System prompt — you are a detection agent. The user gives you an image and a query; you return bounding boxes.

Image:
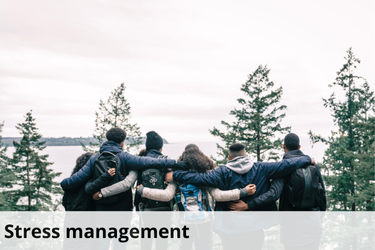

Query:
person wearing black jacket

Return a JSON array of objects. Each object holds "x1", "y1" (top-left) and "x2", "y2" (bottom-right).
[
  {"x1": 60, "y1": 127, "x2": 186, "y2": 212},
  {"x1": 229, "y1": 133, "x2": 326, "y2": 212},
  {"x1": 280, "y1": 133, "x2": 326, "y2": 250},
  {"x1": 62, "y1": 152, "x2": 95, "y2": 211},
  {"x1": 229, "y1": 133, "x2": 326, "y2": 250}
]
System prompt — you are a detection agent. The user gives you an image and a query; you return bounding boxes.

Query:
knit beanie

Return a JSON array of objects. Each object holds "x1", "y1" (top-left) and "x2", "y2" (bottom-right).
[{"x1": 146, "y1": 131, "x2": 163, "y2": 150}]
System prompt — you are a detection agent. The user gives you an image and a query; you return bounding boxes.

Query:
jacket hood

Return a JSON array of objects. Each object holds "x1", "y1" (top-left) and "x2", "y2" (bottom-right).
[
  {"x1": 226, "y1": 156, "x2": 254, "y2": 174},
  {"x1": 99, "y1": 141, "x2": 123, "y2": 154},
  {"x1": 283, "y1": 149, "x2": 304, "y2": 159}
]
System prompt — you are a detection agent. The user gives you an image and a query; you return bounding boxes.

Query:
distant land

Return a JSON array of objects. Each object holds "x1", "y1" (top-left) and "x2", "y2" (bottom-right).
[{"x1": 1, "y1": 137, "x2": 169, "y2": 147}]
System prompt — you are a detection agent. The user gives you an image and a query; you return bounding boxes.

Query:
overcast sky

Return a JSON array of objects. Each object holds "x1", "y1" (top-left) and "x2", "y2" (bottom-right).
[{"x1": 1, "y1": 0, "x2": 374, "y2": 159}]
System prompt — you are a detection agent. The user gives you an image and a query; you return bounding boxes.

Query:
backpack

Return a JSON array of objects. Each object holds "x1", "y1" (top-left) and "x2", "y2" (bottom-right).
[
  {"x1": 92, "y1": 151, "x2": 126, "y2": 204},
  {"x1": 138, "y1": 155, "x2": 173, "y2": 211},
  {"x1": 178, "y1": 183, "x2": 211, "y2": 222},
  {"x1": 285, "y1": 165, "x2": 324, "y2": 209}
]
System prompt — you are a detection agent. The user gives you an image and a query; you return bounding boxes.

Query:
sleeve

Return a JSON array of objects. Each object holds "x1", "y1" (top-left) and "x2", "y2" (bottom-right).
[
  {"x1": 173, "y1": 168, "x2": 226, "y2": 189},
  {"x1": 124, "y1": 154, "x2": 176, "y2": 170},
  {"x1": 60, "y1": 163, "x2": 92, "y2": 190},
  {"x1": 141, "y1": 181, "x2": 177, "y2": 202},
  {"x1": 84, "y1": 172, "x2": 114, "y2": 195},
  {"x1": 100, "y1": 170, "x2": 138, "y2": 198},
  {"x1": 261, "y1": 156, "x2": 312, "y2": 179},
  {"x1": 247, "y1": 178, "x2": 285, "y2": 210},
  {"x1": 316, "y1": 165, "x2": 327, "y2": 211},
  {"x1": 207, "y1": 187, "x2": 242, "y2": 202}
]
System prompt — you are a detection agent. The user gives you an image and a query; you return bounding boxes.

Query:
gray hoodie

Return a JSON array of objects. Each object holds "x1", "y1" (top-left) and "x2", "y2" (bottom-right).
[{"x1": 226, "y1": 156, "x2": 254, "y2": 174}]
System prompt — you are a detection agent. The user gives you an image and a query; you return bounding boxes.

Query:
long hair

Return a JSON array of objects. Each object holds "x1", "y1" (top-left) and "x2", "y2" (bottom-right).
[
  {"x1": 71, "y1": 152, "x2": 94, "y2": 176},
  {"x1": 178, "y1": 147, "x2": 215, "y2": 173}
]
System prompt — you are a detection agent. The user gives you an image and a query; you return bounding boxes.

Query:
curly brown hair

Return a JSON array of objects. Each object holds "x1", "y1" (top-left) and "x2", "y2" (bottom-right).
[
  {"x1": 138, "y1": 149, "x2": 147, "y2": 157},
  {"x1": 178, "y1": 147, "x2": 215, "y2": 173},
  {"x1": 71, "y1": 152, "x2": 94, "y2": 176}
]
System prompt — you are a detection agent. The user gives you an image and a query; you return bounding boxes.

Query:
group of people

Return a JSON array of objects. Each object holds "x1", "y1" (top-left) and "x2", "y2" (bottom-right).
[{"x1": 61, "y1": 128, "x2": 326, "y2": 250}]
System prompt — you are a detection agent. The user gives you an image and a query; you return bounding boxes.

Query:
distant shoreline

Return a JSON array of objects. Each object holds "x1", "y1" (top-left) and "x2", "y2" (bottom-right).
[{"x1": 1, "y1": 137, "x2": 168, "y2": 147}]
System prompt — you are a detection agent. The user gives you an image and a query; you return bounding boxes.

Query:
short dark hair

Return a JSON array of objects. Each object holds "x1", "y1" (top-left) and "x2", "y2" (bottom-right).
[
  {"x1": 229, "y1": 143, "x2": 246, "y2": 159},
  {"x1": 106, "y1": 127, "x2": 127, "y2": 144},
  {"x1": 284, "y1": 133, "x2": 300, "y2": 151},
  {"x1": 229, "y1": 143, "x2": 245, "y2": 152}
]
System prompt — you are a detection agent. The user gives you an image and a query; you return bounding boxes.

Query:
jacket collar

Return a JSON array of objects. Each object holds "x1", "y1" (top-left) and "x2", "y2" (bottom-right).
[
  {"x1": 283, "y1": 149, "x2": 304, "y2": 159},
  {"x1": 99, "y1": 140, "x2": 123, "y2": 154},
  {"x1": 146, "y1": 149, "x2": 163, "y2": 157}
]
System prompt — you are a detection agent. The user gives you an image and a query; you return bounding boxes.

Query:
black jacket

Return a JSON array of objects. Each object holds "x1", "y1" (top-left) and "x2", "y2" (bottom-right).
[
  {"x1": 279, "y1": 150, "x2": 327, "y2": 211},
  {"x1": 62, "y1": 186, "x2": 95, "y2": 211},
  {"x1": 61, "y1": 141, "x2": 176, "y2": 211},
  {"x1": 246, "y1": 178, "x2": 285, "y2": 211},
  {"x1": 134, "y1": 149, "x2": 171, "y2": 211}
]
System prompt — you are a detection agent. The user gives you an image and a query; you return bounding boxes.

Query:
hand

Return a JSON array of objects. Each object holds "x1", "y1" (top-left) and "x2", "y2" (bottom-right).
[
  {"x1": 137, "y1": 184, "x2": 143, "y2": 189},
  {"x1": 310, "y1": 157, "x2": 315, "y2": 165},
  {"x1": 165, "y1": 172, "x2": 173, "y2": 182},
  {"x1": 228, "y1": 200, "x2": 248, "y2": 211},
  {"x1": 108, "y1": 168, "x2": 116, "y2": 176},
  {"x1": 245, "y1": 184, "x2": 256, "y2": 195},
  {"x1": 92, "y1": 192, "x2": 102, "y2": 200}
]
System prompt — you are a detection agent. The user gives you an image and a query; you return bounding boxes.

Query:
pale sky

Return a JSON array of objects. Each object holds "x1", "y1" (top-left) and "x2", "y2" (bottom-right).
[{"x1": 0, "y1": 0, "x2": 374, "y2": 159}]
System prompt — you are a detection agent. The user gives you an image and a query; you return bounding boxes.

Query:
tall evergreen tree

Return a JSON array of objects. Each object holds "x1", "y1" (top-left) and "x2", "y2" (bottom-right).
[
  {"x1": 83, "y1": 83, "x2": 142, "y2": 153},
  {"x1": 12, "y1": 111, "x2": 62, "y2": 211},
  {"x1": 210, "y1": 65, "x2": 290, "y2": 164},
  {"x1": 309, "y1": 48, "x2": 374, "y2": 211},
  {"x1": 0, "y1": 122, "x2": 16, "y2": 210}
]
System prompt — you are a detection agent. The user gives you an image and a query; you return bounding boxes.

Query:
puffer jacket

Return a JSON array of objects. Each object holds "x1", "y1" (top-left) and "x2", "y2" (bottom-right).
[{"x1": 173, "y1": 155, "x2": 312, "y2": 211}]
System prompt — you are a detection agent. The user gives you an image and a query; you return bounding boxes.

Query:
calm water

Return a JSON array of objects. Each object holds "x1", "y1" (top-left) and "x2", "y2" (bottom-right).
[{"x1": 5, "y1": 142, "x2": 221, "y2": 182}]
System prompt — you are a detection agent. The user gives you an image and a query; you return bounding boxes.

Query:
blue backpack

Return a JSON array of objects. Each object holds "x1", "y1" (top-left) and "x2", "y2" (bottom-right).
[{"x1": 178, "y1": 183, "x2": 211, "y2": 222}]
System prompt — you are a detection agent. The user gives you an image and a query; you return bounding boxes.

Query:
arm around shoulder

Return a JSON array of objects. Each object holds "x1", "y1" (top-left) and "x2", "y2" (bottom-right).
[
  {"x1": 264, "y1": 155, "x2": 312, "y2": 179},
  {"x1": 207, "y1": 187, "x2": 241, "y2": 202},
  {"x1": 101, "y1": 170, "x2": 138, "y2": 198},
  {"x1": 141, "y1": 181, "x2": 177, "y2": 202},
  {"x1": 60, "y1": 164, "x2": 92, "y2": 190}
]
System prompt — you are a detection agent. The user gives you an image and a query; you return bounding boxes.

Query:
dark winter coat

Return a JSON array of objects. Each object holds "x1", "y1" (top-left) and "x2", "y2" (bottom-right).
[
  {"x1": 62, "y1": 171, "x2": 115, "y2": 211},
  {"x1": 60, "y1": 141, "x2": 176, "y2": 211},
  {"x1": 62, "y1": 186, "x2": 95, "y2": 211},
  {"x1": 279, "y1": 150, "x2": 327, "y2": 211},
  {"x1": 173, "y1": 155, "x2": 312, "y2": 211}
]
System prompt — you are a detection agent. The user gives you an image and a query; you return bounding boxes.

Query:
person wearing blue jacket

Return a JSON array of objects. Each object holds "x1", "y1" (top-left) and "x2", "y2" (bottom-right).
[
  {"x1": 60, "y1": 127, "x2": 184, "y2": 211},
  {"x1": 165, "y1": 143, "x2": 315, "y2": 250}
]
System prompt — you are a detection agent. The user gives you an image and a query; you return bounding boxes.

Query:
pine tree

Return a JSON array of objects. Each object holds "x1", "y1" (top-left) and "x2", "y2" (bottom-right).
[
  {"x1": 83, "y1": 83, "x2": 142, "y2": 153},
  {"x1": 309, "y1": 48, "x2": 374, "y2": 211},
  {"x1": 210, "y1": 65, "x2": 290, "y2": 164},
  {"x1": 12, "y1": 111, "x2": 62, "y2": 211},
  {"x1": 0, "y1": 122, "x2": 16, "y2": 210}
]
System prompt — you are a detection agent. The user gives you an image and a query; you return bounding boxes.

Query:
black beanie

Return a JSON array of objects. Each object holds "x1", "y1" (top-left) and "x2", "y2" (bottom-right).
[{"x1": 146, "y1": 131, "x2": 163, "y2": 150}]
